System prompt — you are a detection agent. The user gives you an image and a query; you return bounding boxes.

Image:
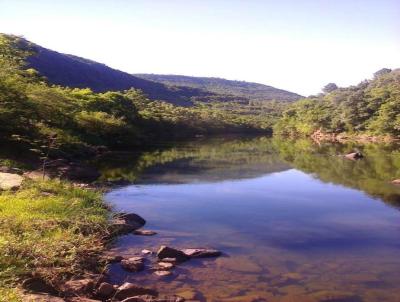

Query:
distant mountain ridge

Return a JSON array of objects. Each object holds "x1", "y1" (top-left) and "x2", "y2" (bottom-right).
[
  {"x1": 21, "y1": 37, "x2": 302, "y2": 105},
  {"x1": 135, "y1": 74, "x2": 302, "y2": 102}
]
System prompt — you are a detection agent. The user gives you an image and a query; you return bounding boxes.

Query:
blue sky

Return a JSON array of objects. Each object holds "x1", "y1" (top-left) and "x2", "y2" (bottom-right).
[{"x1": 0, "y1": 0, "x2": 399, "y2": 95}]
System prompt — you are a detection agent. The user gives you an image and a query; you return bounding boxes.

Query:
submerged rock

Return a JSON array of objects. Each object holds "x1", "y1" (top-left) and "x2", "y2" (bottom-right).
[
  {"x1": 182, "y1": 248, "x2": 222, "y2": 258},
  {"x1": 154, "y1": 270, "x2": 173, "y2": 277},
  {"x1": 142, "y1": 249, "x2": 153, "y2": 255},
  {"x1": 0, "y1": 172, "x2": 23, "y2": 190},
  {"x1": 157, "y1": 246, "x2": 190, "y2": 263},
  {"x1": 134, "y1": 230, "x2": 158, "y2": 236},
  {"x1": 121, "y1": 257, "x2": 145, "y2": 272},
  {"x1": 114, "y1": 282, "x2": 158, "y2": 300},
  {"x1": 157, "y1": 262, "x2": 175, "y2": 270}
]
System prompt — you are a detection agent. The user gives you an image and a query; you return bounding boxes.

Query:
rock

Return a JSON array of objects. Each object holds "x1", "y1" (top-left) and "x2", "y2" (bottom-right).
[
  {"x1": 23, "y1": 171, "x2": 50, "y2": 181},
  {"x1": 176, "y1": 289, "x2": 201, "y2": 300},
  {"x1": 22, "y1": 277, "x2": 57, "y2": 295},
  {"x1": 142, "y1": 249, "x2": 153, "y2": 255},
  {"x1": 110, "y1": 213, "x2": 146, "y2": 234},
  {"x1": 95, "y1": 282, "x2": 115, "y2": 298},
  {"x1": 182, "y1": 248, "x2": 221, "y2": 258},
  {"x1": 115, "y1": 282, "x2": 158, "y2": 300},
  {"x1": 0, "y1": 172, "x2": 24, "y2": 190},
  {"x1": 62, "y1": 278, "x2": 94, "y2": 296},
  {"x1": 0, "y1": 166, "x2": 22, "y2": 174},
  {"x1": 157, "y1": 246, "x2": 189, "y2": 263},
  {"x1": 158, "y1": 257, "x2": 177, "y2": 264},
  {"x1": 134, "y1": 230, "x2": 157, "y2": 236},
  {"x1": 157, "y1": 262, "x2": 174, "y2": 270},
  {"x1": 121, "y1": 295, "x2": 158, "y2": 302},
  {"x1": 344, "y1": 152, "x2": 363, "y2": 160},
  {"x1": 103, "y1": 254, "x2": 124, "y2": 263},
  {"x1": 154, "y1": 270, "x2": 173, "y2": 277},
  {"x1": 22, "y1": 293, "x2": 65, "y2": 302},
  {"x1": 391, "y1": 179, "x2": 400, "y2": 185},
  {"x1": 121, "y1": 257, "x2": 145, "y2": 272}
]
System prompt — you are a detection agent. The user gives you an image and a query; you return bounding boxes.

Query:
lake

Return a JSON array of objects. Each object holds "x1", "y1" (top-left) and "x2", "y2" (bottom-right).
[{"x1": 102, "y1": 137, "x2": 400, "y2": 302}]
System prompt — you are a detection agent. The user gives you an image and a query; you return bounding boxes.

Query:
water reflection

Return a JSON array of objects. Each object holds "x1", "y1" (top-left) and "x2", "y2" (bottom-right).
[{"x1": 103, "y1": 137, "x2": 400, "y2": 302}]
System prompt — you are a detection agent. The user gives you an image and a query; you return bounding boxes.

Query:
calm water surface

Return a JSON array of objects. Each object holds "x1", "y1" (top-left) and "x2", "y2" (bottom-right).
[{"x1": 103, "y1": 137, "x2": 400, "y2": 302}]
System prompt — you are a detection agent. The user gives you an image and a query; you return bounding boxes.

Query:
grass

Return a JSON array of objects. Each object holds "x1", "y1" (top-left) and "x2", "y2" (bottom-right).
[{"x1": 0, "y1": 179, "x2": 110, "y2": 301}]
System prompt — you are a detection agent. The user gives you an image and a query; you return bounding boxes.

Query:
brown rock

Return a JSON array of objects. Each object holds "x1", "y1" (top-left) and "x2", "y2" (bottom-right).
[
  {"x1": 62, "y1": 278, "x2": 94, "y2": 295},
  {"x1": 121, "y1": 257, "x2": 145, "y2": 272},
  {"x1": 182, "y1": 248, "x2": 221, "y2": 258},
  {"x1": 134, "y1": 230, "x2": 157, "y2": 236},
  {"x1": 157, "y1": 257, "x2": 177, "y2": 264},
  {"x1": 103, "y1": 255, "x2": 124, "y2": 263},
  {"x1": 115, "y1": 282, "x2": 158, "y2": 300},
  {"x1": 157, "y1": 246, "x2": 189, "y2": 263},
  {"x1": 157, "y1": 262, "x2": 174, "y2": 270},
  {"x1": 69, "y1": 298, "x2": 102, "y2": 302},
  {"x1": 95, "y1": 282, "x2": 115, "y2": 298},
  {"x1": 154, "y1": 270, "x2": 173, "y2": 277}
]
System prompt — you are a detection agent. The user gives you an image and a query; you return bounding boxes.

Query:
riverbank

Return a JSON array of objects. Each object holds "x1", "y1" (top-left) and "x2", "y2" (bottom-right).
[{"x1": 0, "y1": 178, "x2": 110, "y2": 302}]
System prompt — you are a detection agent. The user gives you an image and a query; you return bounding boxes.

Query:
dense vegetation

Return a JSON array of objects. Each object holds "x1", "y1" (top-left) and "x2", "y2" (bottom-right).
[
  {"x1": 274, "y1": 68, "x2": 400, "y2": 138},
  {"x1": 0, "y1": 34, "x2": 280, "y2": 164},
  {"x1": 135, "y1": 74, "x2": 302, "y2": 102}
]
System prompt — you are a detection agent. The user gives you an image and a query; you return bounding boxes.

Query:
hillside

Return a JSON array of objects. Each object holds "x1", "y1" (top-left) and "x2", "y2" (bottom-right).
[
  {"x1": 15, "y1": 36, "x2": 301, "y2": 105},
  {"x1": 135, "y1": 74, "x2": 302, "y2": 102},
  {"x1": 274, "y1": 68, "x2": 400, "y2": 138}
]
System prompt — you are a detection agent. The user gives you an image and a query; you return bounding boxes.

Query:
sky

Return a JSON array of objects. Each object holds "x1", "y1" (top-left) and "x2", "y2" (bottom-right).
[{"x1": 0, "y1": 0, "x2": 399, "y2": 96}]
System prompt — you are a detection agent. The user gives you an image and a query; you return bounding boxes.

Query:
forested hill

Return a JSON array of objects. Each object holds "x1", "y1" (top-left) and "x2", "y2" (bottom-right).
[
  {"x1": 19, "y1": 36, "x2": 301, "y2": 105},
  {"x1": 135, "y1": 74, "x2": 302, "y2": 102},
  {"x1": 26, "y1": 43, "x2": 208, "y2": 106}
]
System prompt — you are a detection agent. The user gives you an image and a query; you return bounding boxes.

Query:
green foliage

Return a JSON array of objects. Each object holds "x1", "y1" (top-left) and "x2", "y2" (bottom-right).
[
  {"x1": 0, "y1": 34, "x2": 277, "y2": 160},
  {"x1": 0, "y1": 179, "x2": 108, "y2": 289},
  {"x1": 274, "y1": 69, "x2": 400, "y2": 137}
]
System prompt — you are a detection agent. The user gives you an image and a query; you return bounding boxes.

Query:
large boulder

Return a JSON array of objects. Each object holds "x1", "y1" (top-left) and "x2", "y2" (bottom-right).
[
  {"x1": 157, "y1": 246, "x2": 189, "y2": 263},
  {"x1": 182, "y1": 248, "x2": 221, "y2": 258},
  {"x1": 114, "y1": 283, "x2": 158, "y2": 300},
  {"x1": 0, "y1": 172, "x2": 23, "y2": 190}
]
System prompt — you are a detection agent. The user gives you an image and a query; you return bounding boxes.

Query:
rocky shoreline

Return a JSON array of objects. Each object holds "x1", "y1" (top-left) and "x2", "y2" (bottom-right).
[
  {"x1": 22, "y1": 209, "x2": 222, "y2": 302},
  {"x1": 0, "y1": 165, "x2": 221, "y2": 302}
]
